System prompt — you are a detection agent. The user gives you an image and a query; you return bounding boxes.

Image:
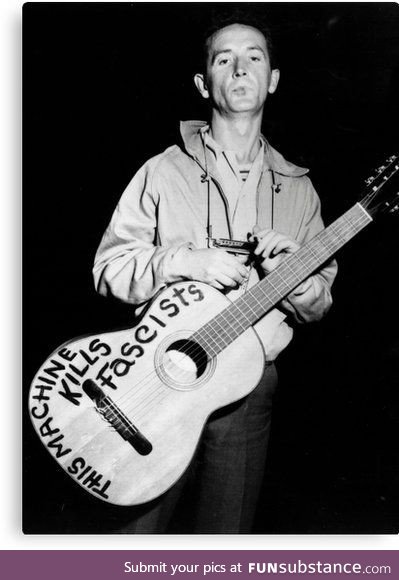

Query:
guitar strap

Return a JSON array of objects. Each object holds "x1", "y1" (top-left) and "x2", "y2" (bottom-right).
[
  {"x1": 202, "y1": 133, "x2": 234, "y2": 242},
  {"x1": 256, "y1": 169, "x2": 281, "y2": 232}
]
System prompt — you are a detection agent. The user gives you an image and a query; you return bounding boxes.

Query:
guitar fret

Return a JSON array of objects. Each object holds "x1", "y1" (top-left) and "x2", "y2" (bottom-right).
[
  {"x1": 250, "y1": 286, "x2": 274, "y2": 313},
  {"x1": 261, "y1": 276, "x2": 281, "y2": 298},
  {"x1": 242, "y1": 301, "x2": 261, "y2": 322},
  {"x1": 242, "y1": 292, "x2": 265, "y2": 320},
  {"x1": 203, "y1": 323, "x2": 228, "y2": 352},
  {"x1": 217, "y1": 307, "x2": 247, "y2": 336},
  {"x1": 272, "y1": 267, "x2": 297, "y2": 293}
]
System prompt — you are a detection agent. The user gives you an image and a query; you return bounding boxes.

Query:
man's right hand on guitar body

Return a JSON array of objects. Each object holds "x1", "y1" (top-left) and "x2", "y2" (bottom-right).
[{"x1": 181, "y1": 248, "x2": 249, "y2": 291}]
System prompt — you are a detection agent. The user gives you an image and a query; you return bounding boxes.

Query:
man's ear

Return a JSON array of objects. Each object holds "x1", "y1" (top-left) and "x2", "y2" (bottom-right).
[
  {"x1": 268, "y1": 69, "x2": 280, "y2": 95},
  {"x1": 194, "y1": 73, "x2": 210, "y2": 99}
]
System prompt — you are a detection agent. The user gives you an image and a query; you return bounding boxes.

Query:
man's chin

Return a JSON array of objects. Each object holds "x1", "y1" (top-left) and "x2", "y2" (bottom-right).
[{"x1": 229, "y1": 101, "x2": 260, "y2": 114}]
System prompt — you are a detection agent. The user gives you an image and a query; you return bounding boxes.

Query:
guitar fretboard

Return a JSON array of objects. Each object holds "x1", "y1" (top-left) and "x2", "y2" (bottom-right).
[{"x1": 192, "y1": 203, "x2": 372, "y2": 357}]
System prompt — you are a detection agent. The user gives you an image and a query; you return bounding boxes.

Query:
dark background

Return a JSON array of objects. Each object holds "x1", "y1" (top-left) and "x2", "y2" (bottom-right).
[{"x1": 23, "y1": 2, "x2": 399, "y2": 534}]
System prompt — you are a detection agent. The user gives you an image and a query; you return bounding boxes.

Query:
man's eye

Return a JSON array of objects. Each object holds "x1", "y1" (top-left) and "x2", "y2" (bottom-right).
[
  {"x1": 250, "y1": 56, "x2": 261, "y2": 62},
  {"x1": 217, "y1": 58, "x2": 229, "y2": 66}
]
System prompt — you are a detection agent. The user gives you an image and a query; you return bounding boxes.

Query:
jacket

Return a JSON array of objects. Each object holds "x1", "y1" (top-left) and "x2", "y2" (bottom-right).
[{"x1": 93, "y1": 121, "x2": 337, "y2": 359}]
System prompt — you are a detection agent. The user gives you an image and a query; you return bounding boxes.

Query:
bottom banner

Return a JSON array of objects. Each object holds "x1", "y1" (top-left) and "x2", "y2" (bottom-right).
[{"x1": 0, "y1": 550, "x2": 398, "y2": 580}]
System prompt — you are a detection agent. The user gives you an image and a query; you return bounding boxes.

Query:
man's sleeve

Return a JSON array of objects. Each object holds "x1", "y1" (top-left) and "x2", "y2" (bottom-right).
[
  {"x1": 279, "y1": 177, "x2": 338, "y2": 323},
  {"x1": 92, "y1": 160, "x2": 190, "y2": 306}
]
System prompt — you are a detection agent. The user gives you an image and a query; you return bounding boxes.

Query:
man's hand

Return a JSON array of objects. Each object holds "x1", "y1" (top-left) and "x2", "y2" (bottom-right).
[
  {"x1": 183, "y1": 248, "x2": 249, "y2": 291},
  {"x1": 250, "y1": 226, "x2": 300, "y2": 274}
]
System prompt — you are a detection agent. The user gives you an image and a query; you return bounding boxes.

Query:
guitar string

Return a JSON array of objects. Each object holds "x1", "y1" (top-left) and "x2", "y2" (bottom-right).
[
  {"x1": 112, "y1": 251, "x2": 302, "y2": 416},
  {"x1": 129, "y1": 214, "x2": 366, "y2": 426},
  {"x1": 104, "y1": 176, "x2": 398, "y2": 433},
  {"x1": 120, "y1": 206, "x2": 364, "y2": 389},
  {"x1": 110, "y1": 271, "x2": 271, "y2": 410},
  {"x1": 116, "y1": 152, "x2": 399, "y2": 421},
  {"x1": 109, "y1": 207, "x2": 372, "y2": 427},
  {"x1": 112, "y1": 206, "x2": 371, "y2": 423},
  {"x1": 92, "y1": 162, "x2": 398, "y2": 431},
  {"x1": 112, "y1": 211, "x2": 353, "y2": 416},
  {"x1": 110, "y1": 211, "x2": 370, "y2": 434},
  {"x1": 114, "y1": 187, "x2": 384, "y2": 417},
  {"x1": 112, "y1": 298, "x2": 250, "y2": 415},
  {"x1": 118, "y1": 222, "x2": 362, "y2": 430},
  {"x1": 99, "y1": 157, "x2": 398, "y2": 415}
]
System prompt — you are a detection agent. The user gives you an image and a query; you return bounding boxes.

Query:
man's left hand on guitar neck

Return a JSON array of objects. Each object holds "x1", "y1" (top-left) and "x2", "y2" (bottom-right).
[
  {"x1": 249, "y1": 226, "x2": 325, "y2": 319},
  {"x1": 250, "y1": 226, "x2": 300, "y2": 274}
]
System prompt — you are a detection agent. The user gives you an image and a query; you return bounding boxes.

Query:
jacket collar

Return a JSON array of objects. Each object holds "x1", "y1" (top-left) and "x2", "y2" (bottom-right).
[{"x1": 179, "y1": 120, "x2": 309, "y2": 178}]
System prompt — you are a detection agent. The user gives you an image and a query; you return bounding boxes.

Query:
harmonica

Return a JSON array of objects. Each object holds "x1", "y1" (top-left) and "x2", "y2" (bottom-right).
[{"x1": 208, "y1": 236, "x2": 257, "y2": 255}]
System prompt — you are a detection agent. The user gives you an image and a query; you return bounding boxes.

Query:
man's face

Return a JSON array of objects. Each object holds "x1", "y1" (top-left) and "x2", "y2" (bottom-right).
[{"x1": 195, "y1": 23, "x2": 279, "y2": 116}]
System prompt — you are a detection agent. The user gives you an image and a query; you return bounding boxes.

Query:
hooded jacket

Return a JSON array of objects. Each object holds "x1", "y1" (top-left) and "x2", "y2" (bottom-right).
[{"x1": 93, "y1": 121, "x2": 337, "y2": 360}]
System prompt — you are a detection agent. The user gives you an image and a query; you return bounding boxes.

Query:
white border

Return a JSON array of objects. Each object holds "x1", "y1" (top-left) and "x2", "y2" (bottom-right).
[{"x1": 3, "y1": 0, "x2": 398, "y2": 551}]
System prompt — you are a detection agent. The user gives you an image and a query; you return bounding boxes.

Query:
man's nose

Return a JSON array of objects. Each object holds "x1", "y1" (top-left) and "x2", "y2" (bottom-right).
[{"x1": 232, "y1": 58, "x2": 247, "y2": 77}]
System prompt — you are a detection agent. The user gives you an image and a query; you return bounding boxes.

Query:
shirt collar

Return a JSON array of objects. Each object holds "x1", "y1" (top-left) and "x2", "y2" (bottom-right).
[
  {"x1": 180, "y1": 120, "x2": 309, "y2": 178},
  {"x1": 201, "y1": 126, "x2": 265, "y2": 167}
]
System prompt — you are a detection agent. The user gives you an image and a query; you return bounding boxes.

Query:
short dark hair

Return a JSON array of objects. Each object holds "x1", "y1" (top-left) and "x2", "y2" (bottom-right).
[{"x1": 201, "y1": 6, "x2": 276, "y2": 71}]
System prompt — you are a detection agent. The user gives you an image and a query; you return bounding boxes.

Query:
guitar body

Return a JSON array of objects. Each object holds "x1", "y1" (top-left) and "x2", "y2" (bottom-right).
[{"x1": 29, "y1": 281, "x2": 265, "y2": 506}]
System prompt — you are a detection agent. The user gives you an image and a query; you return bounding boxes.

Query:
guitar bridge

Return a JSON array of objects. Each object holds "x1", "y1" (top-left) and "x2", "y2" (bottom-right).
[{"x1": 82, "y1": 379, "x2": 152, "y2": 456}]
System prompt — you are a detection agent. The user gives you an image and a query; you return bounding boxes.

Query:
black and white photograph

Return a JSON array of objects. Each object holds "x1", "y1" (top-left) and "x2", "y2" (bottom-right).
[{"x1": 23, "y1": 2, "x2": 399, "y2": 535}]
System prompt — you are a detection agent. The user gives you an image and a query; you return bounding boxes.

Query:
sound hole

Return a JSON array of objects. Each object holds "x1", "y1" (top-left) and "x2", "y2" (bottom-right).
[
  {"x1": 153, "y1": 335, "x2": 215, "y2": 391},
  {"x1": 165, "y1": 339, "x2": 208, "y2": 382}
]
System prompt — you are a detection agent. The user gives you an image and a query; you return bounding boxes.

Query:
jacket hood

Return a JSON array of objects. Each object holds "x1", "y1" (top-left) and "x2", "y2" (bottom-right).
[{"x1": 179, "y1": 120, "x2": 309, "y2": 178}]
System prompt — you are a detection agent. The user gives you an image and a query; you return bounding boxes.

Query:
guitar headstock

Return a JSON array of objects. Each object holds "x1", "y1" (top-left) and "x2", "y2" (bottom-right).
[{"x1": 360, "y1": 154, "x2": 399, "y2": 218}]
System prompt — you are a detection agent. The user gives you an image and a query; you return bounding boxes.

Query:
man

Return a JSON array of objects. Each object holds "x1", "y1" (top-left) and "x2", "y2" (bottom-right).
[{"x1": 93, "y1": 13, "x2": 337, "y2": 533}]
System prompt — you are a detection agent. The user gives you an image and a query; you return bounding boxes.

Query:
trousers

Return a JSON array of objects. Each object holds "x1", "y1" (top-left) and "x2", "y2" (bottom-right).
[{"x1": 117, "y1": 363, "x2": 278, "y2": 534}]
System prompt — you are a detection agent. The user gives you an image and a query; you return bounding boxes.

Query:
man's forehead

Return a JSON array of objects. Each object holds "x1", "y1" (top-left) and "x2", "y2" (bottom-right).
[{"x1": 207, "y1": 23, "x2": 268, "y2": 55}]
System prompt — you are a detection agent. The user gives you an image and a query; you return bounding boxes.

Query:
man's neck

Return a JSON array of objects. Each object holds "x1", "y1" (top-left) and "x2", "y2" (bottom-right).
[{"x1": 209, "y1": 111, "x2": 263, "y2": 165}]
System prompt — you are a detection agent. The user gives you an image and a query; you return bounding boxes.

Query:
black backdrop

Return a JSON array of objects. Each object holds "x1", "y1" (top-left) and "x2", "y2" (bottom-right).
[{"x1": 23, "y1": 2, "x2": 399, "y2": 534}]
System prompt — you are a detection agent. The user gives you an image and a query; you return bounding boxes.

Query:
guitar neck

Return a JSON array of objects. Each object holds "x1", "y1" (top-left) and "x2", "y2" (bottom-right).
[{"x1": 193, "y1": 202, "x2": 373, "y2": 357}]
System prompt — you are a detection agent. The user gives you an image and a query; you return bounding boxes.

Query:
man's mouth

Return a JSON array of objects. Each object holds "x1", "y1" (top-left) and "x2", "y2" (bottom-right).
[{"x1": 232, "y1": 86, "x2": 251, "y2": 96}]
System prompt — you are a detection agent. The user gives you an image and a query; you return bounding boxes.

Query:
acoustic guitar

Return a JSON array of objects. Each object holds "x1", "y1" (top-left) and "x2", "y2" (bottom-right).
[{"x1": 28, "y1": 155, "x2": 399, "y2": 505}]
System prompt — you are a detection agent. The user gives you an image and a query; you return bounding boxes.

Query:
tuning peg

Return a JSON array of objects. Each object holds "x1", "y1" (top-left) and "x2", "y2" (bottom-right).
[{"x1": 387, "y1": 192, "x2": 399, "y2": 214}]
